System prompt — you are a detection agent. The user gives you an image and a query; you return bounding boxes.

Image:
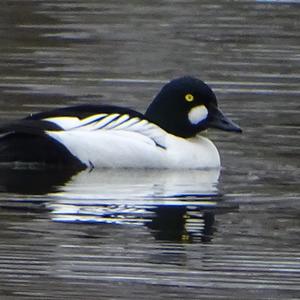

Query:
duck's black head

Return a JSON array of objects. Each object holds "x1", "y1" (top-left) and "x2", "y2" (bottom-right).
[{"x1": 145, "y1": 76, "x2": 242, "y2": 138}]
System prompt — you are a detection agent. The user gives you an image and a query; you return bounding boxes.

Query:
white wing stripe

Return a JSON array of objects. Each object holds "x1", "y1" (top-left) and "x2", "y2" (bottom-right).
[
  {"x1": 90, "y1": 113, "x2": 120, "y2": 130},
  {"x1": 77, "y1": 114, "x2": 120, "y2": 131},
  {"x1": 45, "y1": 114, "x2": 108, "y2": 130},
  {"x1": 103, "y1": 114, "x2": 130, "y2": 129},
  {"x1": 128, "y1": 120, "x2": 156, "y2": 132},
  {"x1": 77, "y1": 114, "x2": 108, "y2": 127},
  {"x1": 45, "y1": 112, "x2": 167, "y2": 149},
  {"x1": 44, "y1": 116, "x2": 81, "y2": 130},
  {"x1": 113, "y1": 117, "x2": 141, "y2": 130}
]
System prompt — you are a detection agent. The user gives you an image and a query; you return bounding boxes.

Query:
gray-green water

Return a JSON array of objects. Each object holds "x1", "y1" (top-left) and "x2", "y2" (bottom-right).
[{"x1": 0, "y1": 1, "x2": 299, "y2": 299}]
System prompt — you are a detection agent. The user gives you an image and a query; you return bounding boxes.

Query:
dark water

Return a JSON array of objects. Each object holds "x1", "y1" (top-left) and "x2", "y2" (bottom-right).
[{"x1": 0, "y1": 0, "x2": 300, "y2": 299}]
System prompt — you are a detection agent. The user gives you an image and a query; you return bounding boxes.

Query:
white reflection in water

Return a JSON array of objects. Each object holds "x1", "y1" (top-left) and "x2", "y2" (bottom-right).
[
  {"x1": 52, "y1": 168, "x2": 220, "y2": 201},
  {"x1": 48, "y1": 168, "x2": 220, "y2": 226}
]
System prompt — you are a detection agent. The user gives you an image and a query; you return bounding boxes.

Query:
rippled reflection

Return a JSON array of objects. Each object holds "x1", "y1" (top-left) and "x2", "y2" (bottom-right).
[{"x1": 0, "y1": 167, "x2": 226, "y2": 242}]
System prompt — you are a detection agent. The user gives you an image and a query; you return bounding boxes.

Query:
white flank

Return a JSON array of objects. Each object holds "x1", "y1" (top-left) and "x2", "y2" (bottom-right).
[
  {"x1": 188, "y1": 105, "x2": 208, "y2": 125},
  {"x1": 46, "y1": 131, "x2": 220, "y2": 169},
  {"x1": 44, "y1": 112, "x2": 220, "y2": 169}
]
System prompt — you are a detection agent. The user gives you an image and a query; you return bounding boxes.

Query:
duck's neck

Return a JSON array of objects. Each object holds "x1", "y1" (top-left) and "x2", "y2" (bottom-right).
[{"x1": 145, "y1": 101, "x2": 199, "y2": 138}]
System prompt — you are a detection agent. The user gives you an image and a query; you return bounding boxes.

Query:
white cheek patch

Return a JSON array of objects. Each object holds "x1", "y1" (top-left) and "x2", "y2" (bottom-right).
[{"x1": 188, "y1": 105, "x2": 208, "y2": 125}]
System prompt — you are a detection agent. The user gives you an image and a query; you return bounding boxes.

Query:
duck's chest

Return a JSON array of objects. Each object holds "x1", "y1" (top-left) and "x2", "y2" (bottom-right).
[{"x1": 163, "y1": 135, "x2": 220, "y2": 169}]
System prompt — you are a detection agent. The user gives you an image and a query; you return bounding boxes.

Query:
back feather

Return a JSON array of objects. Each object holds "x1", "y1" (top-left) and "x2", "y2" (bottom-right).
[{"x1": 0, "y1": 104, "x2": 166, "y2": 168}]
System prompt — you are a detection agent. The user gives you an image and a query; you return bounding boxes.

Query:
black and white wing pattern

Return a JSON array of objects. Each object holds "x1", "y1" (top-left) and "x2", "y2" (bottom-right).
[
  {"x1": 34, "y1": 105, "x2": 167, "y2": 149},
  {"x1": 0, "y1": 105, "x2": 167, "y2": 167}
]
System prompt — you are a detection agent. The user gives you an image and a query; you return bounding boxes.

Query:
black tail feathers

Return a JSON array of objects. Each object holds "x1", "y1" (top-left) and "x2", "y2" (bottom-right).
[{"x1": 0, "y1": 132, "x2": 85, "y2": 169}]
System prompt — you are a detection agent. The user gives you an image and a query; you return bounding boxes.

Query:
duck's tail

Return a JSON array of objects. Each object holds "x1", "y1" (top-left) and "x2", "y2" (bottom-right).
[{"x1": 0, "y1": 121, "x2": 85, "y2": 169}]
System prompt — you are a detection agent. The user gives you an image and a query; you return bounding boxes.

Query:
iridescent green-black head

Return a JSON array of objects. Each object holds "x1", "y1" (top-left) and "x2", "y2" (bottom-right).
[{"x1": 145, "y1": 76, "x2": 242, "y2": 138}]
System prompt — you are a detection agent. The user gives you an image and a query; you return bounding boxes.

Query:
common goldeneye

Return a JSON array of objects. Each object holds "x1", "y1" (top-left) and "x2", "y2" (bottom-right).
[{"x1": 0, "y1": 76, "x2": 241, "y2": 169}]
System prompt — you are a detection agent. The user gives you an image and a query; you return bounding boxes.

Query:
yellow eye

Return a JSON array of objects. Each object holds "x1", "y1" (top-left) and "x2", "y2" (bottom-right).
[{"x1": 185, "y1": 93, "x2": 194, "y2": 102}]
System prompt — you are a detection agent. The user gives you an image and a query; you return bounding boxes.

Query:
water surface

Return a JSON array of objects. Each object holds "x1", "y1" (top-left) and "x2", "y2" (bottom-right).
[{"x1": 0, "y1": 0, "x2": 299, "y2": 299}]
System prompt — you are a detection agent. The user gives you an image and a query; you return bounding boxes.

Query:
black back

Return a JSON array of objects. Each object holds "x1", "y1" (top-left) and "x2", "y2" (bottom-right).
[{"x1": 26, "y1": 104, "x2": 145, "y2": 121}]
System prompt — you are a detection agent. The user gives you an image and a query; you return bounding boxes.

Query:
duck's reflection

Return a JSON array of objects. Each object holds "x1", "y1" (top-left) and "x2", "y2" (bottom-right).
[
  {"x1": 0, "y1": 166, "x2": 228, "y2": 242},
  {"x1": 148, "y1": 206, "x2": 216, "y2": 242},
  {"x1": 0, "y1": 165, "x2": 79, "y2": 194}
]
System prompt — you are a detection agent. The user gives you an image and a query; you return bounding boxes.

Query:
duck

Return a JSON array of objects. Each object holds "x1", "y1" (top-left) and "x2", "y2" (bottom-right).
[{"x1": 0, "y1": 76, "x2": 242, "y2": 170}]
